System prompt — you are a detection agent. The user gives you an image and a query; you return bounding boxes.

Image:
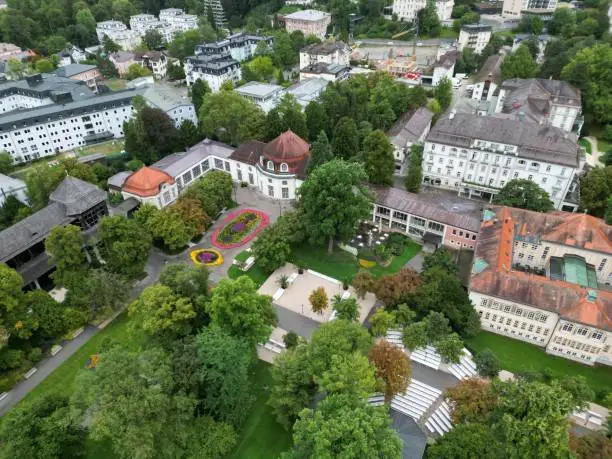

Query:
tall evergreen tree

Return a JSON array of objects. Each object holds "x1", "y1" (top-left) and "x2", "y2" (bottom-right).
[
  {"x1": 332, "y1": 117, "x2": 359, "y2": 160},
  {"x1": 307, "y1": 131, "x2": 334, "y2": 172},
  {"x1": 362, "y1": 130, "x2": 395, "y2": 185}
]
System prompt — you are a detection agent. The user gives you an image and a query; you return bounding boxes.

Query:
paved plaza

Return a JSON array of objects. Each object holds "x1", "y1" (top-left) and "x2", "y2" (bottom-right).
[{"x1": 259, "y1": 263, "x2": 376, "y2": 324}]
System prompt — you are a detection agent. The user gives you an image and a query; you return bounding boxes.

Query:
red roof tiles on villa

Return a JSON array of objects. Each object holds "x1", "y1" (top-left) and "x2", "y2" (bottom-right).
[{"x1": 471, "y1": 206, "x2": 612, "y2": 330}]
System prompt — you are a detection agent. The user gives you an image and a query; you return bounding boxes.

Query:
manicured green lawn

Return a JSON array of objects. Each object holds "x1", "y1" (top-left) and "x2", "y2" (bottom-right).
[
  {"x1": 228, "y1": 250, "x2": 269, "y2": 287},
  {"x1": 288, "y1": 241, "x2": 422, "y2": 282},
  {"x1": 76, "y1": 139, "x2": 125, "y2": 157},
  {"x1": 579, "y1": 138, "x2": 592, "y2": 154},
  {"x1": 465, "y1": 331, "x2": 612, "y2": 401},
  {"x1": 228, "y1": 360, "x2": 292, "y2": 459}
]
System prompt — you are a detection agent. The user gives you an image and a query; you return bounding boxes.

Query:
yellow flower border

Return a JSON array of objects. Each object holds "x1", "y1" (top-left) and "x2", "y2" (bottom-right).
[
  {"x1": 359, "y1": 259, "x2": 376, "y2": 268},
  {"x1": 190, "y1": 249, "x2": 224, "y2": 267}
]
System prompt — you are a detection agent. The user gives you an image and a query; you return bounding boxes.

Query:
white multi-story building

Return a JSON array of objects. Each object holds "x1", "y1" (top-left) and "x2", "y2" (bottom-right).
[
  {"x1": 184, "y1": 54, "x2": 241, "y2": 91},
  {"x1": 470, "y1": 206, "x2": 611, "y2": 366},
  {"x1": 235, "y1": 82, "x2": 284, "y2": 113},
  {"x1": 109, "y1": 130, "x2": 311, "y2": 207},
  {"x1": 502, "y1": 0, "x2": 557, "y2": 17},
  {"x1": 128, "y1": 9, "x2": 199, "y2": 43},
  {"x1": 0, "y1": 76, "x2": 140, "y2": 164},
  {"x1": 386, "y1": 107, "x2": 434, "y2": 175},
  {"x1": 392, "y1": 0, "x2": 454, "y2": 21},
  {"x1": 283, "y1": 10, "x2": 331, "y2": 40},
  {"x1": 129, "y1": 14, "x2": 159, "y2": 35},
  {"x1": 422, "y1": 113, "x2": 583, "y2": 211},
  {"x1": 458, "y1": 24, "x2": 492, "y2": 54},
  {"x1": 159, "y1": 8, "x2": 198, "y2": 30},
  {"x1": 494, "y1": 78, "x2": 582, "y2": 134},
  {"x1": 141, "y1": 83, "x2": 197, "y2": 127},
  {"x1": 202, "y1": 0, "x2": 228, "y2": 30},
  {"x1": 96, "y1": 20, "x2": 142, "y2": 50},
  {"x1": 134, "y1": 51, "x2": 168, "y2": 79},
  {"x1": 195, "y1": 33, "x2": 274, "y2": 63},
  {"x1": 299, "y1": 41, "x2": 350, "y2": 69}
]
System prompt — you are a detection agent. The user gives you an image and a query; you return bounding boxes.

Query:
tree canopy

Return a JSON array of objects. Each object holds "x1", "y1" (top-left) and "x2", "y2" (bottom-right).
[
  {"x1": 493, "y1": 179, "x2": 554, "y2": 212},
  {"x1": 297, "y1": 159, "x2": 373, "y2": 253}
]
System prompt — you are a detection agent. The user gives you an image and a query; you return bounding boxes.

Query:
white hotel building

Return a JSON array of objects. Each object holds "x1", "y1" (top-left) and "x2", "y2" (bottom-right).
[
  {"x1": 471, "y1": 206, "x2": 611, "y2": 366},
  {"x1": 0, "y1": 74, "x2": 140, "y2": 164},
  {"x1": 391, "y1": 0, "x2": 454, "y2": 22},
  {"x1": 422, "y1": 113, "x2": 583, "y2": 211}
]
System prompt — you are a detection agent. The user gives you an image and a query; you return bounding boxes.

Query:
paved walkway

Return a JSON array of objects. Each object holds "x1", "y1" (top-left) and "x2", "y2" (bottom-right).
[{"x1": 584, "y1": 136, "x2": 605, "y2": 168}]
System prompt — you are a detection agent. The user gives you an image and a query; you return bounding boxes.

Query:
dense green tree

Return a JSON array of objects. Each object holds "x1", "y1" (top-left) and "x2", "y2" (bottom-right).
[
  {"x1": 0, "y1": 195, "x2": 28, "y2": 231},
  {"x1": 307, "y1": 130, "x2": 334, "y2": 173},
  {"x1": 0, "y1": 151, "x2": 12, "y2": 173},
  {"x1": 199, "y1": 91, "x2": 265, "y2": 145},
  {"x1": 243, "y1": 55, "x2": 275, "y2": 82},
  {"x1": 143, "y1": 29, "x2": 163, "y2": 50},
  {"x1": 159, "y1": 262, "x2": 209, "y2": 304},
  {"x1": 435, "y1": 332, "x2": 464, "y2": 363},
  {"x1": 362, "y1": 129, "x2": 395, "y2": 185},
  {"x1": 128, "y1": 284, "x2": 195, "y2": 341},
  {"x1": 191, "y1": 79, "x2": 211, "y2": 114},
  {"x1": 332, "y1": 297, "x2": 360, "y2": 322},
  {"x1": 45, "y1": 224, "x2": 85, "y2": 286},
  {"x1": 195, "y1": 327, "x2": 254, "y2": 426},
  {"x1": 182, "y1": 170, "x2": 232, "y2": 217},
  {"x1": 427, "y1": 423, "x2": 501, "y2": 459},
  {"x1": 272, "y1": 30, "x2": 298, "y2": 68},
  {"x1": 252, "y1": 225, "x2": 292, "y2": 273},
  {"x1": 474, "y1": 349, "x2": 501, "y2": 378},
  {"x1": 167, "y1": 62, "x2": 186, "y2": 80},
  {"x1": 265, "y1": 93, "x2": 308, "y2": 140},
  {"x1": 517, "y1": 15, "x2": 544, "y2": 35},
  {"x1": 73, "y1": 346, "x2": 197, "y2": 459},
  {"x1": 63, "y1": 269, "x2": 128, "y2": 321},
  {"x1": 167, "y1": 29, "x2": 204, "y2": 61},
  {"x1": 268, "y1": 343, "x2": 315, "y2": 429},
  {"x1": 99, "y1": 215, "x2": 152, "y2": 279},
  {"x1": 493, "y1": 380, "x2": 575, "y2": 458},
  {"x1": 402, "y1": 321, "x2": 429, "y2": 351},
  {"x1": 502, "y1": 45, "x2": 538, "y2": 80},
  {"x1": 561, "y1": 44, "x2": 612, "y2": 124},
  {"x1": 435, "y1": 77, "x2": 453, "y2": 112},
  {"x1": 317, "y1": 352, "x2": 377, "y2": 398},
  {"x1": 26, "y1": 290, "x2": 66, "y2": 340},
  {"x1": 0, "y1": 394, "x2": 86, "y2": 459},
  {"x1": 288, "y1": 394, "x2": 402, "y2": 459},
  {"x1": 455, "y1": 47, "x2": 481, "y2": 74},
  {"x1": 423, "y1": 248, "x2": 457, "y2": 274},
  {"x1": 332, "y1": 117, "x2": 360, "y2": 160},
  {"x1": 404, "y1": 145, "x2": 423, "y2": 192},
  {"x1": 34, "y1": 58, "x2": 54, "y2": 73},
  {"x1": 579, "y1": 166, "x2": 612, "y2": 218},
  {"x1": 549, "y1": 8, "x2": 577, "y2": 38},
  {"x1": 418, "y1": 2, "x2": 441, "y2": 37},
  {"x1": 559, "y1": 375, "x2": 595, "y2": 410},
  {"x1": 147, "y1": 207, "x2": 193, "y2": 250},
  {"x1": 370, "y1": 308, "x2": 396, "y2": 337},
  {"x1": 178, "y1": 119, "x2": 202, "y2": 148},
  {"x1": 305, "y1": 101, "x2": 329, "y2": 141},
  {"x1": 126, "y1": 63, "x2": 153, "y2": 80},
  {"x1": 207, "y1": 276, "x2": 277, "y2": 348},
  {"x1": 493, "y1": 179, "x2": 555, "y2": 212},
  {"x1": 297, "y1": 160, "x2": 372, "y2": 253}
]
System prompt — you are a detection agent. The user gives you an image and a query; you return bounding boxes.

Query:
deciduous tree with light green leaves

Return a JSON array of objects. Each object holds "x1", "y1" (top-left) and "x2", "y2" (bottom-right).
[
  {"x1": 501, "y1": 45, "x2": 539, "y2": 80},
  {"x1": 317, "y1": 352, "x2": 377, "y2": 398},
  {"x1": 493, "y1": 179, "x2": 554, "y2": 212},
  {"x1": 99, "y1": 215, "x2": 152, "y2": 279},
  {"x1": 206, "y1": 276, "x2": 277, "y2": 348},
  {"x1": 297, "y1": 159, "x2": 372, "y2": 253},
  {"x1": 287, "y1": 394, "x2": 402, "y2": 459},
  {"x1": 45, "y1": 224, "x2": 85, "y2": 286},
  {"x1": 362, "y1": 129, "x2": 395, "y2": 185}
]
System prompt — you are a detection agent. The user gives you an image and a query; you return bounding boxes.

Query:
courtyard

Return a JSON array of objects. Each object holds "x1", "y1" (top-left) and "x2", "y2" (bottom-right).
[{"x1": 259, "y1": 263, "x2": 377, "y2": 324}]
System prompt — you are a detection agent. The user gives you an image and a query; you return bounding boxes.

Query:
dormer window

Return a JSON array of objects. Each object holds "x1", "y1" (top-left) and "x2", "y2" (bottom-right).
[
  {"x1": 280, "y1": 163, "x2": 288, "y2": 172},
  {"x1": 267, "y1": 161, "x2": 274, "y2": 171}
]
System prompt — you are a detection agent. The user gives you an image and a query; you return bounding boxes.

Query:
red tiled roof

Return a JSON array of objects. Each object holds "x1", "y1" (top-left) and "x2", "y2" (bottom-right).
[
  {"x1": 262, "y1": 130, "x2": 310, "y2": 163},
  {"x1": 471, "y1": 206, "x2": 612, "y2": 330},
  {"x1": 122, "y1": 166, "x2": 174, "y2": 197}
]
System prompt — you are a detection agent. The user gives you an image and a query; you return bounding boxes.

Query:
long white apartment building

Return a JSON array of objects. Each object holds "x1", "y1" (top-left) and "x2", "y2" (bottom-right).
[
  {"x1": 422, "y1": 113, "x2": 583, "y2": 211},
  {"x1": 458, "y1": 24, "x2": 492, "y2": 54},
  {"x1": 502, "y1": 0, "x2": 557, "y2": 17},
  {"x1": 392, "y1": 0, "x2": 454, "y2": 22},
  {"x1": 471, "y1": 206, "x2": 611, "y2": 366},
  {"x1": 0, "y1": 73, "x2": 141, "y2": 164},
  {"x1": 95, "y1": 20, "x2": 141, "y2": 50},
  {"x1": 184, "y1": 54, "x2": 241, "y2": 91},
  {"x1": 194, "y1": 33, "x2": 274, "y2": 63},
  {"x1": 158, "y1": 8, "x2": 198, "y2": 35}
]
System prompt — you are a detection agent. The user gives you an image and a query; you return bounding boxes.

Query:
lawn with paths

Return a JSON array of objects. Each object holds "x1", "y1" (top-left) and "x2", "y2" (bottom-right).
[
  {"x1": 228, "y1": 360, "x2": 292, "y2": 459},
  {"x1": 229, "y1": 250, "x2": 269, "y2": 287},
  {"x1": 466, "y1": 331, "x2": 612, "y2": 403}
]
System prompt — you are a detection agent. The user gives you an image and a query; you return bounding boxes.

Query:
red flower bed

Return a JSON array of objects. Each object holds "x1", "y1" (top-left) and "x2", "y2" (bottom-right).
[{"x1": 211, "y1": 208, "x2": 270, "y2": 249}]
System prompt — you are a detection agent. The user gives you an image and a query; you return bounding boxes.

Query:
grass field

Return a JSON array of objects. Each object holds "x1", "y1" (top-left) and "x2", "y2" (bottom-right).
[
  {"x1": 289, "y1": 241, "x2": 422, "y2": 282},
  {"x1": 228, "y1": 361, "x2": 292, "y2": 459},
  {"x1": 228, "y1": 250, "x2": 269, "y2": 287},
  {"x1": 104, "y1": 79, "x2": 128, "y2": 91},
  {"x1": 465, "y1": 331, "x2": 612, "y2": 402},
  {"x1": 76, "y1": 139, "x2": 125, "y2": 157}
]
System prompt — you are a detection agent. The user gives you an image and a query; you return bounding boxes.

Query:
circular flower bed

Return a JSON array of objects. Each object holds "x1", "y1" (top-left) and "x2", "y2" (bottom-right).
[
  {"x1": 190, "y1": 248, "x2": 224, "y2": 266},
  {"x1": 212, "y1": 209, "x2": 270, "y2": 249}
]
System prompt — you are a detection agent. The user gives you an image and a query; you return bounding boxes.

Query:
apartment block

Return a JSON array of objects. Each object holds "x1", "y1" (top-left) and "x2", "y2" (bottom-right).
[{"x1": 458, "y1": 24, "x2": 492, "y2": 54}]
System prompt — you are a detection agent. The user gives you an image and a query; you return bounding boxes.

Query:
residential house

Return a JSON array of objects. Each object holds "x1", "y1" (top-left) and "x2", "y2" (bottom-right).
[
  {"x1": 299, "y1": 41, "x2": 350, "y2": 70},
  {"x1": 141, "y1": 82, "x2": 197, "y2": 127},
  {"x1": 282, "y1": 10, "x2": 331, "y2": 40},
  {"x1": 55, "y1": 63, "x2": 102, "y2": 92},
  {"x1": 299, "y1": 62, "x2": 350, "y2": 82},
  {"x1": 458, "y1": 24, "x2": 492, "y2": 54},
  {"x1": 109, "y1": 51, "x2": 136, "y2": 77},
  {"x1": 134, "y1": 51, "x2": 168, "y2": 79},
  {"x1": 387, "y1": 107, "x2": 434, "y2": 176}
]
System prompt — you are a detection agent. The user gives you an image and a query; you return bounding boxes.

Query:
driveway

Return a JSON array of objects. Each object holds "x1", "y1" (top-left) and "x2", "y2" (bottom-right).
[{"x1": 404, "y1": 252, "x2": 424, "y2": 272}]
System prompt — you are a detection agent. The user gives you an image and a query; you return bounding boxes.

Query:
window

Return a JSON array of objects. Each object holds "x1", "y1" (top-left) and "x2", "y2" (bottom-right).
[
  {"x1": 268, "y1": 185, "x2": 274, "y2": 197},
  {"x1": 518, "y1": 159, "x2": 526, "y2": 165},
  {"x1": 267, "y1": 161, "x2": 274, "y2": 171},
  {"x1": 591, "y1": 331, "x2": 603, "y2": 340},
  {"x1": 280, "y1": 163, "x2": 289, "y2": 172},
  {"x1": 428, "y1": 221, "x2": 444, "y2": 232},
  {"x1": 542, "y1": 246, "x2": 550, "y2": 259},
  {"x1": 561, "y1": 323, "x2": 573, "y2": 332},
  {"x1": 282, "y1": 187, "x2": 289, "y2": 199},
  {"x1": 598, "y1": 259, "x2": 607, "y2": 272},
  {"x1": 576, "y1": 328, "x2": 588, "y2": 336}
]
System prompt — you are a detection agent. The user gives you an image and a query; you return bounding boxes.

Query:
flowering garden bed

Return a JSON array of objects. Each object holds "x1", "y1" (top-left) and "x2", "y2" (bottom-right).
[
  {"x1": 190, "y1": 249, "x2": 224, "y2": 266},
  {"x1": 211, "y1": 209, "x2": 270, "y2": 249}
]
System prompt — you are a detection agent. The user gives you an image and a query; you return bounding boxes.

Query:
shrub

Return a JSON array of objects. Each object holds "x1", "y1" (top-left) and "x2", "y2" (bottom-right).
[
  {"x1": 474, "y1": 349, "x2": 501, "y2": 378},
  {"x1": 277, "y1": 274, "x2": 289, "y2": 289},
  {"x1": 27, "y1": 347, "x2": 42, "y2": 363},
  {"x1": 358, "y1": 247, "x2": 377, "y2": 262},
  {"x1": 283, "y1": 331, "x2": 299, "y2": 349},
  {"x1": 0, "y1": 349, "x2": 25, "y2": 371},
  {"x1": 386, "y1": 233, "x2": 408, "y2": 254}
]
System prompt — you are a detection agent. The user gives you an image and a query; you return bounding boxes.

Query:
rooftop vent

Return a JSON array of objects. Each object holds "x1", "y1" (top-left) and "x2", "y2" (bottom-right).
[{"x1": 586, "y1": 290, "x2": 597, "y2": 302}]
